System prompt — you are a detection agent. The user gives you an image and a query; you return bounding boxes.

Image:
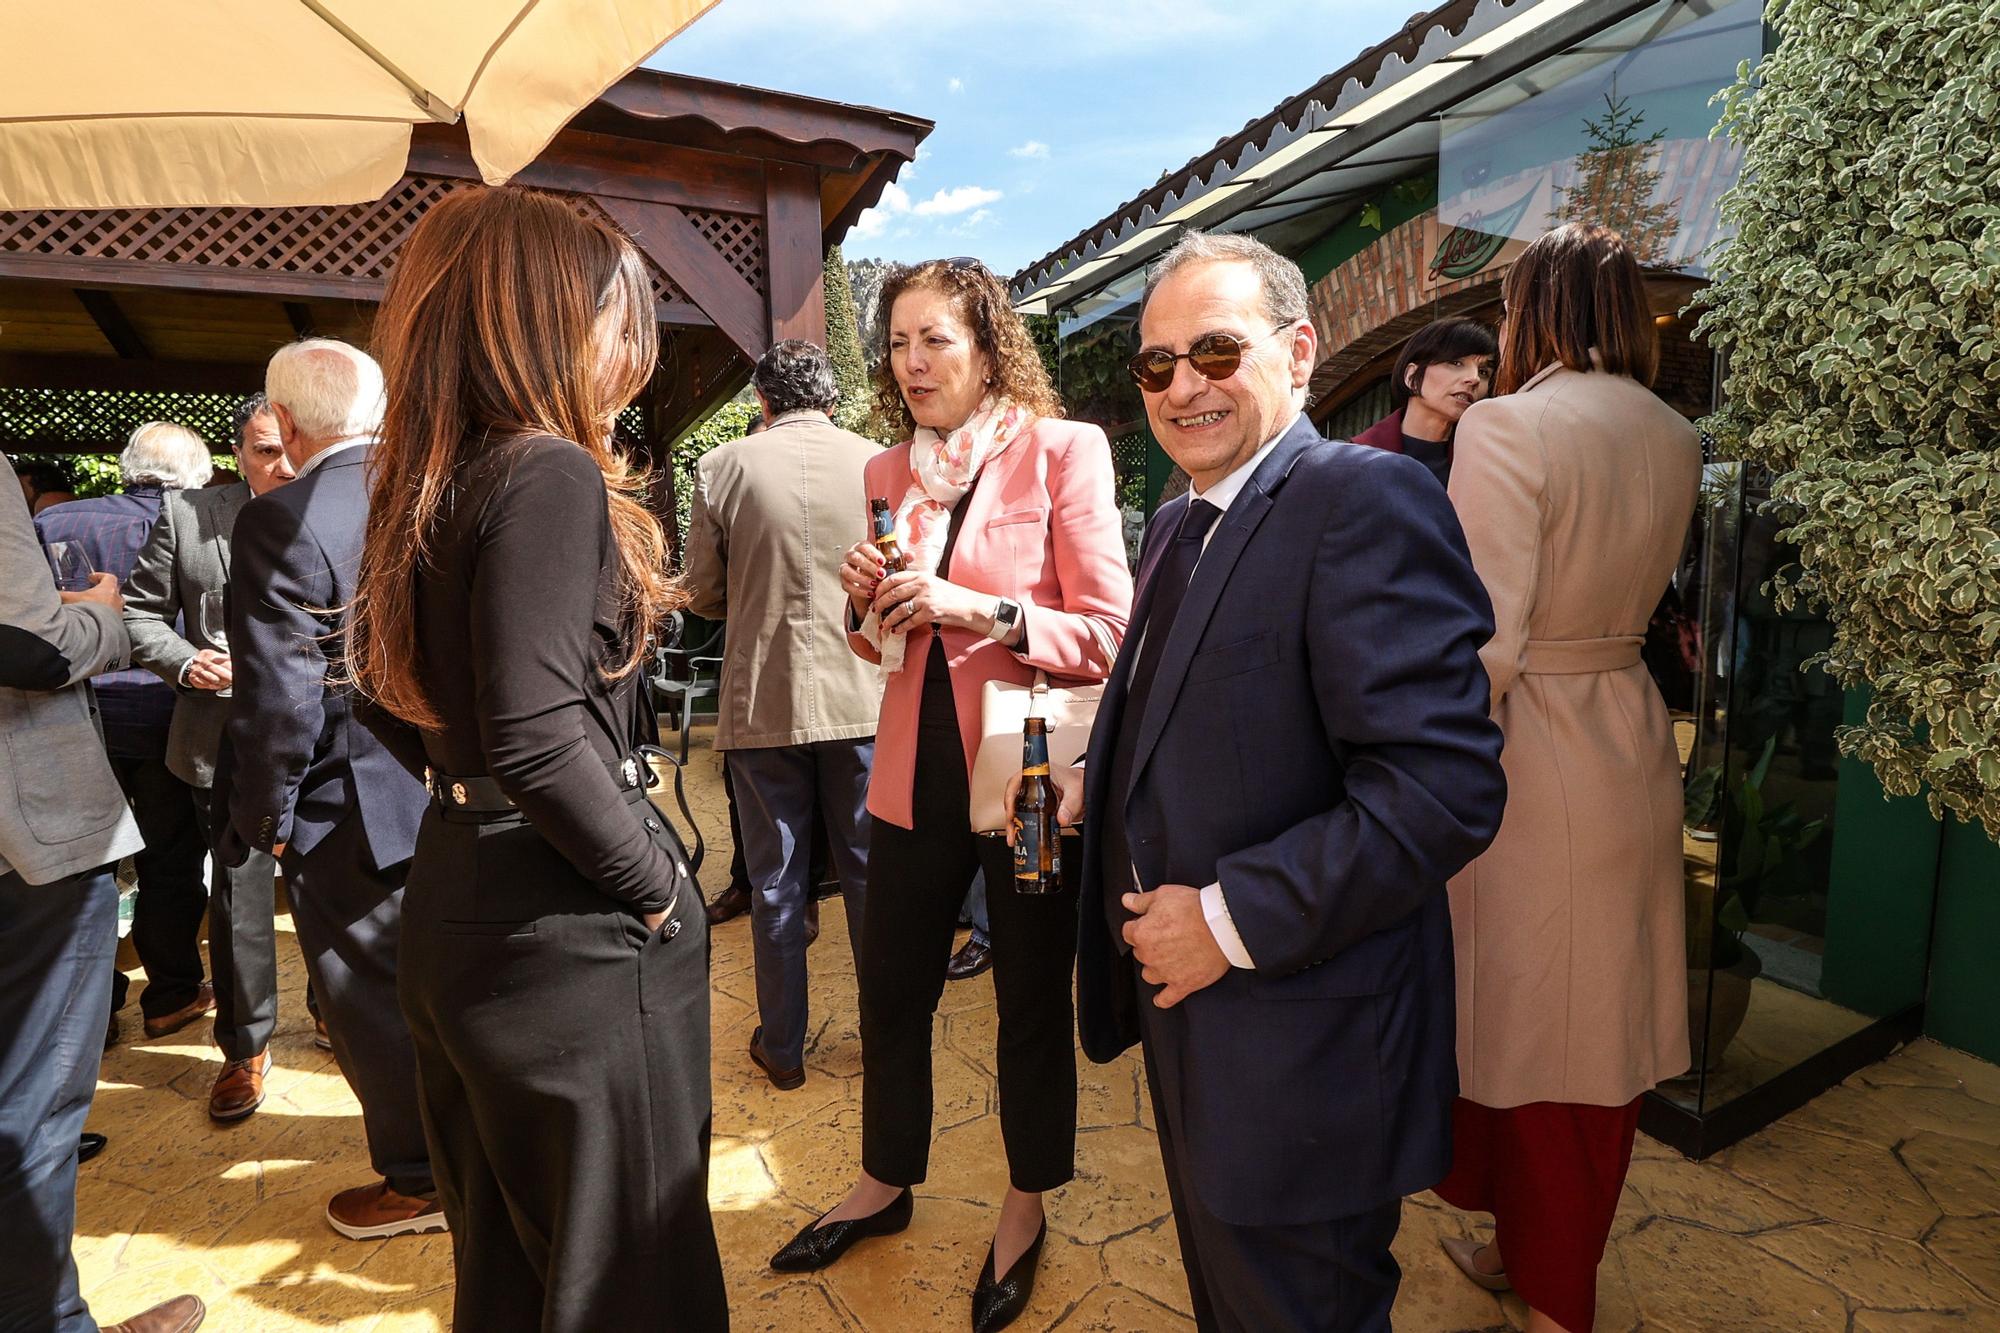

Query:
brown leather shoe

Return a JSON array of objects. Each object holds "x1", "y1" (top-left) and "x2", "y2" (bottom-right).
[
  {"x1": 103, "y1": 1293, "x2": 205, "y2": 1332},
  {"x1": 142, "y1": 981, "x2": 215, "y2": 1039},
  {"x1": 313, "y1": 1015, "x2": 333, "y2": 1051},
  {"x1": 705, "y1": 882, "x2": 751, "y2": 925},
  {"x1": 208, "y1": 1049, "x2": 272, "y2": 1122},
  {"x1": 326, "y1": 1180, "x2": 449, "y2": 1240}
]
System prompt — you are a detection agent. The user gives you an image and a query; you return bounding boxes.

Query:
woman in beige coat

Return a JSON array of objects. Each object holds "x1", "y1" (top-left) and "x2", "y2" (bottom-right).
[{"x1": 1435, "y1": 223, "x2": 1700, "y2": 1333}]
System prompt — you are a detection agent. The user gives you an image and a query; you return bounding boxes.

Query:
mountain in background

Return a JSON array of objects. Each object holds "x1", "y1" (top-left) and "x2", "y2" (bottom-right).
[{"x1": 846, "y1": 256, "x2": 894, "y2": 354}]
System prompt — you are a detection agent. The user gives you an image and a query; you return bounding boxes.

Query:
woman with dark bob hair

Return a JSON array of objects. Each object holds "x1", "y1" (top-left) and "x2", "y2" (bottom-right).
[
  {"x1": 768, "y1": 257, "x2": 1132, "y2": 1332},
  {"x1": 349, "y1": 186, "x2": 726, "y2": 1331},
  {"x1": 1433, "y1": 222, "x2": 1698, "y2": 1333},
  {"x1": 1352, "y1": 315, "x2": 1498, "y2": 485}
]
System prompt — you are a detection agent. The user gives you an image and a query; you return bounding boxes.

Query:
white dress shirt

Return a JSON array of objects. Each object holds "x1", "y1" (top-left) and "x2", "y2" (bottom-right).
[
  {"x1": 1143, "y1": 415, "x2": 1301, "y2": 970},
  {"x1": 291, "y1": 434, "x2": 368, "y2": 480}
]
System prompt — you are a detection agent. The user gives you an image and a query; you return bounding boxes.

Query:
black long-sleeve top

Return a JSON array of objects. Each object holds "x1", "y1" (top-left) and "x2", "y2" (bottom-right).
[{"x1": 371, "y1": 434, "x2": 673, "y2": 913}]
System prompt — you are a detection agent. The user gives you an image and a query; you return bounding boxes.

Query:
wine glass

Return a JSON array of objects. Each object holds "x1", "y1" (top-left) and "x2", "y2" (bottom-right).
[
  {"x1": 198, "y1": 590, "x2": 233, "y2": 699},
  {"x1": 45, "y1": 541, "x2": 93, "y2": 591}
]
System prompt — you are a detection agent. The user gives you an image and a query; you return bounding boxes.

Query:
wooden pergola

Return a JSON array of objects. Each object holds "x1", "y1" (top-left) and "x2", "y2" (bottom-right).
[{"x1": 0, "y1": 69, "x2": 929, "y2": 468}]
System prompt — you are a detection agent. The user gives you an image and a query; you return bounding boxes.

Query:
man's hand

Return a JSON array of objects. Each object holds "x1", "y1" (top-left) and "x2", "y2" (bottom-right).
[
  {"x1": 1003, "y1": 764, "x2": 1084, "y2": 844},
  {"x1": 186, "y1": 649, "x2": 233, "y2": 691},
  {"x1": 59, "y1": 572, "x2": 123, "y2": 613},
  {"x1": 1122, "y1": 884, "x2": 1230, "y2": 1008}
]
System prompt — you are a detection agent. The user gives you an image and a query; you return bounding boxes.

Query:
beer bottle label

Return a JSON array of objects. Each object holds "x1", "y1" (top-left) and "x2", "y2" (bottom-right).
[
  {"x1": 1021, "y1": 761, "x2": 1050, "y2": 776},
  {"x1": 1013, "y1": 815, "x2": 1043, "y2": 883}
]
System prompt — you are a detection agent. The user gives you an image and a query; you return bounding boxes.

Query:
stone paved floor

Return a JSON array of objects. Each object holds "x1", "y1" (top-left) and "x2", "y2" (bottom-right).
[{"x1": 76, "y1": 733, "x2": 2000, "y2": 1331}]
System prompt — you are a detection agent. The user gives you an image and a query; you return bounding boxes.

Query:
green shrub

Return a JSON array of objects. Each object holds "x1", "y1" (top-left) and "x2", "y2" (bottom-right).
[{"x1": 1695, "y1": 0, "x2": 2000, "y2": 834}]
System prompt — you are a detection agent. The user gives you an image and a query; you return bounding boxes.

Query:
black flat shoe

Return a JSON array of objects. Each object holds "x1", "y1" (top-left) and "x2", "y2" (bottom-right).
[
  {"x1": 770, "y1": 1187, "x2": 913, "y2": 1273},
  {"x1": 971, "y1": 1219, "x2": 1047, "y2": 1332},
  {"x1": 78, "y1": 1133, "x2": 108, "y2": 1164}
]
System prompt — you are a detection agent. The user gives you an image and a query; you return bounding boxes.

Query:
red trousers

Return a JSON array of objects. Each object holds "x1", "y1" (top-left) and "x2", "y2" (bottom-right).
[{"x1": 1433, "y1": 1095, "x2": 1643, "y2": 1332}]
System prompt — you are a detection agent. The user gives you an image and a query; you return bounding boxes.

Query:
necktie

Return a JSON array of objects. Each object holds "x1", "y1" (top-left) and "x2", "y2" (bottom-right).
[{"x1": 1102, "y1": 498, "x2": 1222, "y2": 948}]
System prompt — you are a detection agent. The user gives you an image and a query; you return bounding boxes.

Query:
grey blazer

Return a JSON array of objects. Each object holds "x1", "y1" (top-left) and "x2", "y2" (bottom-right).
[
  {"x1": 0, "y1": 457, "x2": 144, "y2": 884},
  {"x1": 124, "y1": 481, "x2": 249, "y2": 788}
]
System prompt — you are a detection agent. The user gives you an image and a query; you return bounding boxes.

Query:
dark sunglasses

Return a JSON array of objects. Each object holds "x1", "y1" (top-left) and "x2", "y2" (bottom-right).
[{"x1": 1127, "y1": 323, "x2": 1293, "y2": 393}]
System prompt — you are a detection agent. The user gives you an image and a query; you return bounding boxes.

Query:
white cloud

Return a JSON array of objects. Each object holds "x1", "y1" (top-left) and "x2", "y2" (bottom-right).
[
  {"x1": 1008, "y1": 140, "x2": 1050, "y2": 160},
  {"x1": 912, "y1": 185, "x2": 1003, "y2": 217},
  {"x1": 947, "y1": 76, "x2": 964, "y2": 93}
]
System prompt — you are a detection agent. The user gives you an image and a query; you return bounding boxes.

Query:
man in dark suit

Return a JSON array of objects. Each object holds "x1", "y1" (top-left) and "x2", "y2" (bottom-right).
[
  {"x1": 218, "y1": 339, "x2": 439, "y2": 1241},
  {"x1": 125, "y1": 394, "x2": 300, "y2": 1121},
  {"x1": 1073, "y1": 232, "x2": 1507, "y2": 1330}
]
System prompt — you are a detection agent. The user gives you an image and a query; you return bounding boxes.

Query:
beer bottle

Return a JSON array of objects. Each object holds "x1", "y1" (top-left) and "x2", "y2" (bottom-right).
[
  {"x1": 869, "y1": 497, "x2": 909, "y2": 574},
  {"x1": 1012, "y1": 716, "x2": 1063, "y2": 894}
]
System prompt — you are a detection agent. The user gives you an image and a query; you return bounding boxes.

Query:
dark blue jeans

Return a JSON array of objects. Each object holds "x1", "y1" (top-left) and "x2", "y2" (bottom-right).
[
  {"x1": 0, "y1": 866, "x2": 117, "y2": 1333},
  {"x1": 724, "y1": 738, "x2": 873, "y2": 1071}
]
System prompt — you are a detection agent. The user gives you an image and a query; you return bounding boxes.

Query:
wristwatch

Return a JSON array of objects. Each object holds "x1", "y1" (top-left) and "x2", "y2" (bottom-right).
[{"x1": 987, "y1": 596, "x2": 1022, "y2": 643}]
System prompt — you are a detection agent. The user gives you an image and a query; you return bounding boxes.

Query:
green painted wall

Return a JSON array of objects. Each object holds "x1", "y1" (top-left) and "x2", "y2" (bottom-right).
[
  {"x1": 1292, "y1": 171, "x2": 1438, "y2": 286},
  {"x1": 1821, "y1": 689, "x2": 1942, "y2": 1017},
  {"x1": 1927, "y1": 820, "x2": 2000, "y2": 1064}
]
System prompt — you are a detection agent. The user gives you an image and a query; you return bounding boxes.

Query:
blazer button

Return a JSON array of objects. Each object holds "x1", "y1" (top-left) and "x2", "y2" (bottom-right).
[{"x1": 644, "y1": 817, "x2": 661, "y2": 833}]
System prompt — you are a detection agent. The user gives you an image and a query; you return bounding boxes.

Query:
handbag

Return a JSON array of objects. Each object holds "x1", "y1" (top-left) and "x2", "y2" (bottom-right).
[{"x1": 968, "y1": 671, "x2": 1101, "y2": 834}]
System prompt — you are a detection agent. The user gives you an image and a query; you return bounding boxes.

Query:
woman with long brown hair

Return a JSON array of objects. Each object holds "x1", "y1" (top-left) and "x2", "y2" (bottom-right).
[
  {"x1": 767, "y1": 257, "x2": 1131, "y2": 1332},
  {"x1": 349, "y1": 186, "x2": 726, "y2": 1331},
  {"x1": 1434, "y1": 222, "x2": 1698, "y2": 1333}
]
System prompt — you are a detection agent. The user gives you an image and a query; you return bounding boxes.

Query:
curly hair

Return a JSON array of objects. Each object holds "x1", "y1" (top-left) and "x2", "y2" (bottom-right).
[{"x1": 869, "y1": 257, "x2": 1063, "y2": 437}]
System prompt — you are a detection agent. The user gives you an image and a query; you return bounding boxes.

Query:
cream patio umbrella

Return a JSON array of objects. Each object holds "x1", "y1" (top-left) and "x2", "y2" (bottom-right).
[{"x1": 0, "y1": 0, "x2": 721, "y2": 209}]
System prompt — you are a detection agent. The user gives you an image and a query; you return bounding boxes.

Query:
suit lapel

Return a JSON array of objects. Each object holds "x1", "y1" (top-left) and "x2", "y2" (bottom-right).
[
  {"x1": 1129, "y1": 418, "x2": 1321, "y2": 785},
  {"x1": 1083, "y1": 495, "x2": 1184, "y2": 811},
  {"x1": 207, "y1": 482, "x2": 248, "y2": 577}
]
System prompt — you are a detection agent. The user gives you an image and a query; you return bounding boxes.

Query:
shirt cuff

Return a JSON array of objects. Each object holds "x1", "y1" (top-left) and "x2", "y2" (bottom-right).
[
  {"x1": 176, "y1": 659, "x2": 195, "y2": 688},
  {"x1": 1201, "y1": 882, "x2": 1255, "y2": 969}
]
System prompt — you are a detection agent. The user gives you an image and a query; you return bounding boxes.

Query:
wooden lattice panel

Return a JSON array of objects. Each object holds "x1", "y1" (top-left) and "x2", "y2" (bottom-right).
[
  {"x1": 0, "y1": 177, "x2": 694, "y2": 308},
  {"x1": 1, "y1": 387, "x2": 244, "y2": 453},
  {"x1": 686, "y1": 209, "x2": 766, "y2": 289}
]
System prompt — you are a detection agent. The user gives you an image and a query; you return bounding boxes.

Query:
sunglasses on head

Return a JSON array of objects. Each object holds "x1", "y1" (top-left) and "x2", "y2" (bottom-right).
[{"x1": 1127, "y1": 323, "x2": 1294, "y2": 393}]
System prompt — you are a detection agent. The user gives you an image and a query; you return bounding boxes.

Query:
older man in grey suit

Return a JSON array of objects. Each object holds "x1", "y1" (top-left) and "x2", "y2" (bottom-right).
[
  {"x1": 684, "y1": 339, "x2": 881, "y2": 1090},
  {"x1": 1, "y1": 457, "x2": 206, "y2": 1333},
  {"x1": 125, "y1": 393, "x2": 298, "y2": 1122}
]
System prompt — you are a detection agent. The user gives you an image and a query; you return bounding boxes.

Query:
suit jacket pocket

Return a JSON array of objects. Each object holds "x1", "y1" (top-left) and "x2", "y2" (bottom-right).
[
  {"x1": 1248, "y1": 916, "x2": 1416, "y2": 1000},
  {"x1": 1186, "y1": 631, "x2": 1279, "y2": 684},
  {"x1": 987, "y1": 507, "x2": 1049, "y2": 528},
  {"x1": 3, "y1": 690, "x2": 126, "y2": 846}
]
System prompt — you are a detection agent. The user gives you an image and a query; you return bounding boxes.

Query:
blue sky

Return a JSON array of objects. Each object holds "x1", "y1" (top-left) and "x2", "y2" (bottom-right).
[{"x1": 648, "y1": 0, "x2": 1429, "y2": 280}]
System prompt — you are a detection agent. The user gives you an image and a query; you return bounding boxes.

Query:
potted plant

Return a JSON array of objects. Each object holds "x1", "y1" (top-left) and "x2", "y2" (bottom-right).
[{"x1": 1681, "y1": 737, "x2": 1826, "y2": 1072}]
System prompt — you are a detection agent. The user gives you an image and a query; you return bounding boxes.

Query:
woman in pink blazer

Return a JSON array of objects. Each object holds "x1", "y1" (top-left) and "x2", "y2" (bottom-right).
[{"x1": 769, "y1": 257, "x2": 1131, "y2": 1332}]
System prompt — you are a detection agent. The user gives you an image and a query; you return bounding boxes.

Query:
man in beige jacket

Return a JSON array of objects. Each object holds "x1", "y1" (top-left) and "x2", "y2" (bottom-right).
[{"x1": 684, "y1": 339, "x2": 882, "y2": 1089}]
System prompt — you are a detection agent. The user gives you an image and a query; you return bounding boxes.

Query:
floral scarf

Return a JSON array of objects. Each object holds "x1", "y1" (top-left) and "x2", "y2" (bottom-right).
[{"x1": 864, "y1": 395, "x2": 1033, "y2": 675}]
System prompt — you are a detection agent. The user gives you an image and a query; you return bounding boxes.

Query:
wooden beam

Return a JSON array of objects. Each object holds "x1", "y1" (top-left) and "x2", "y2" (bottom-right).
[
  {"x1": 283, "y1": 302, "x2": 317, "y2": 338},
  {"x1": 0, "y1": 352, "x2": 264, "y2": 393},
  {"x1": 72, "y1": 289, "x2": 149, "y2": 359},
  {"x1": 0, "y1": 254, "x2": 385, "y2": 304},
  {"x1": 597, "y1": 197, "x2": 768, "y2": 363},
  {"x1": 407, "y1": 126, "x2": 767, "y2": 214},
  {"x1": 764, "y1": 163, "x2": 826, "y2": 347}
]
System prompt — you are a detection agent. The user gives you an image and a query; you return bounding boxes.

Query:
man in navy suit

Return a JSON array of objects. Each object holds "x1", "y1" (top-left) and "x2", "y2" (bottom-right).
[
  {"x1": 1072, "y1": 232, "x2": 1507, "y2": 1330},
  {"x1": 218, "y1": 339, "x2": 440, "y2": 1242}
]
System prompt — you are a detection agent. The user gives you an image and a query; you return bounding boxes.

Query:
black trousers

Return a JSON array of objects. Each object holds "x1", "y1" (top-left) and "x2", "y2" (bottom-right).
[
  {"x1": 190, "y1": 785, "x2": 285, "y2": 1060},
  {"x1": 858, "y1": 668, "x2": 1080, "y2": 1193},
  {"x1": 1139, "y1": 982, "x2": 1402, "y2": 1332},
  {"x1": 399, "y1": 793, "x2": 726, "y2": 1333},
  {"x1": 106, "y1": 753, "x2": 207, "y2": 1018},
  {"x1": 284, "y1": 816, "x2": 432, "y2": 1195}
]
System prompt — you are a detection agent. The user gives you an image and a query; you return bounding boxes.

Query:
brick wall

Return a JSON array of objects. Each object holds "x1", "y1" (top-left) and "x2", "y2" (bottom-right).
[{"x1": 1306, "y1": 210, "x2": 1716, "y2": 425}]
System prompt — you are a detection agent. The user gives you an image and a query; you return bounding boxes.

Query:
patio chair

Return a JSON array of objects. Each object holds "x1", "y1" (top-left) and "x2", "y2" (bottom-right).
[{"x1": 650, "y1": 611, "x2": 724, "y2": 762}]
